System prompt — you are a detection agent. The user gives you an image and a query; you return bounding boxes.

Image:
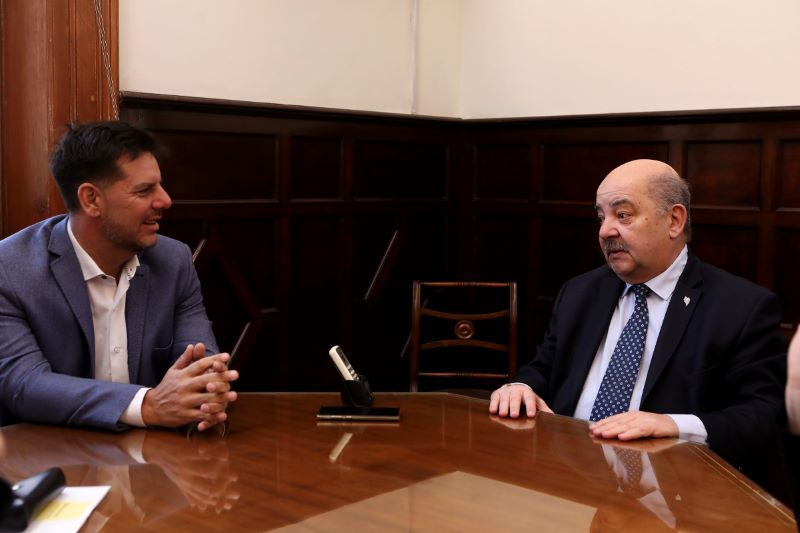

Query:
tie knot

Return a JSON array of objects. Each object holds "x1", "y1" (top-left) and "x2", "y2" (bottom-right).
[{"x1": 632, "y1": 284, "x2": 650, "y2": 299}]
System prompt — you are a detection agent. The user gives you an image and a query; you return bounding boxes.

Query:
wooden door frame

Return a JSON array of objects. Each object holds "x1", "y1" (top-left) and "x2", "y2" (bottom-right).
[{"x1": 0, "y1": 0, "x2": 119, "y2": 236}]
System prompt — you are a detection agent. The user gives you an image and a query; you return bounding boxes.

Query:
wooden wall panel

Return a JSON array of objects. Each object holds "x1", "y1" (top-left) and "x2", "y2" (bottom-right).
[
  {"x1": 542, "y1": 142, "x2": 669, "y2": 203},
  {"x1": 154, "y1": 131, "x2": 277, "y2": 200},
  {"x1": 0, "y1": 0, "x2": 118, "y2": 236},
  {"x1": 351, "y1": 215, "x2": 401, "y2": 298},
  {"x1": 288, "y1": 216, "x2": 343, "y2": 391},
  {"x1": 121, "y1": 95, "x2": 456, "y2": 392},
  {"x1": 685, "y1": 141, "x2": 762, "y2": 208},
  {"x1": 353, "y1": 140, "x2": 448, "y2": 199},
  {"x1": 473, "y1": 215, "x2": 529, "y2": 281},
  {"x1": 474, "y1": 144, "x2": 531, "y2": 199},
  {"x1": 691, "y1": 225, "x2": 759, "y2": 281},
  {"x1": 120, "y1": 94, "x2": 800, "y2": 393},
  {"x1": 290, "y1": 137, "x2": 342, "y2": 200},
  {"x1": 538, "y1": 217, "x2": 603, "y2": 297},
  {"x1": 777, "y1": 141, "x2": 800, "y2": 209}
]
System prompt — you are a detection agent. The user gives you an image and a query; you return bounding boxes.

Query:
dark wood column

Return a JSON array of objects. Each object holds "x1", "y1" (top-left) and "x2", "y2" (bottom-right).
[{"x1": 0, "y1": 0, "x2": 118, "y2": 237}]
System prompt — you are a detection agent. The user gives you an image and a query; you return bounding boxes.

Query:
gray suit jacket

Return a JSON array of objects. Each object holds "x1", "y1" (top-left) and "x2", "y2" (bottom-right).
[{"x1": 0, "y1": 215, "x2": 218, "y2": 430}]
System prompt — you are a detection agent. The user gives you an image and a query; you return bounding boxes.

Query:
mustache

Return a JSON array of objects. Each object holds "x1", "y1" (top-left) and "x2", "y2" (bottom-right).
[{"x1": 602, "y1": 240, "x2": 629, "y2": 255}]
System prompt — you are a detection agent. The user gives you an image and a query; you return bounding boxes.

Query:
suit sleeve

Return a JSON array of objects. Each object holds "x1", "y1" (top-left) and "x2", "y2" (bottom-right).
[
  {"x1": 169, "y1": 243, "x2": 218, "y2": 359},
  {"x1": 0, "y1": 261, "x2": 141, "y2": 431},
  {"x1": 511, "y1": 283, "x2": 569, "y2": 401},
  {"x1": 697, "y1": 290, "x2": 786, "y2": 470}
]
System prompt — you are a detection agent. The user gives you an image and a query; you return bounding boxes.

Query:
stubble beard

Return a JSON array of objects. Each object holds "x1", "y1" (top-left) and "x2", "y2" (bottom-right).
[{"x1": 100, "y1": 216, "x2": 151, "y2": 254}]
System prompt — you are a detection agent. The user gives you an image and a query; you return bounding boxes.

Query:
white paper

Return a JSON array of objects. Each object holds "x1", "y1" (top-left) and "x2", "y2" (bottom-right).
[{"x1": 26, "y1": 486, "x2": 110, "y2": 533}]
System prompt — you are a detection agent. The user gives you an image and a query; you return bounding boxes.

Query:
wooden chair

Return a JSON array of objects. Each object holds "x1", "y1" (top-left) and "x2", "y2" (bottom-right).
[{"x1": 410, "y1": 281, "x2": 518, "y2": 393}]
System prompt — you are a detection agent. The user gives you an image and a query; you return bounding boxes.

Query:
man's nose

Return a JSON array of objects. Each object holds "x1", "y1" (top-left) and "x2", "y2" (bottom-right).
[
  {"x1": 155, "y1": 186, "x2": 172, "y2": 210},
  {"x1": 598, "y1": 219, "x2": 618, "y2": 240}
]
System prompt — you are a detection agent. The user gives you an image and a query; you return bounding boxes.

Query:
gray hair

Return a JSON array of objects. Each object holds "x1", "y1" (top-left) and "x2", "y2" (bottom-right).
[{"x1": 648, "y1": 173, "x2": 692, "y2": 242}]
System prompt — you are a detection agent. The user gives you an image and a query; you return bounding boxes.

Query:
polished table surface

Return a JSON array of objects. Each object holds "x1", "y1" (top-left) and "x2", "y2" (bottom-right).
[{"x1": 0, "y1": 393, "x2": 794, "y2": 532}]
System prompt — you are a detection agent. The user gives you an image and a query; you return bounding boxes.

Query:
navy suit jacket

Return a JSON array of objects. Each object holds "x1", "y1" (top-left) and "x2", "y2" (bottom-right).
[
  {"x1": 514, "y1": 254, "x2": 786, "y2": 474},
  {"x1": 0, "y1": 215, "x2": 218, "y2": 430}
]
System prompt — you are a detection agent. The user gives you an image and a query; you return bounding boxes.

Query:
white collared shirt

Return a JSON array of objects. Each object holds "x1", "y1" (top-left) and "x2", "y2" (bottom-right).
[
  {"x1": 573, "y1": 245, "x2": 707, "y2": 443},
  {"x1": 67, "y1": 220, "x2": 148, "y2": 427}
]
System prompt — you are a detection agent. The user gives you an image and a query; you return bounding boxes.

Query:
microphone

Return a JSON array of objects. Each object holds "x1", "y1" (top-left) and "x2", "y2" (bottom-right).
[
  {"x1": 327, "y1": 346, "x2": 373, "y2": 407},
  {"x1": 0, "y1": 468, "x2": 65, "y2": 532}
]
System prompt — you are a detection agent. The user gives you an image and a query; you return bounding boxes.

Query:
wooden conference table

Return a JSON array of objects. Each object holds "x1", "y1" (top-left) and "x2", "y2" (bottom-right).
[{"x1": 0, "y1": 393, "x2": 794, "y2": 532}]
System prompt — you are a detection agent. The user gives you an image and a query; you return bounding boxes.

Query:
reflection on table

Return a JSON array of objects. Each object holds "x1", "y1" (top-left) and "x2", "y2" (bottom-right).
[{"x1": 0, "y1": 393, "x2": 794, "y2": 532}]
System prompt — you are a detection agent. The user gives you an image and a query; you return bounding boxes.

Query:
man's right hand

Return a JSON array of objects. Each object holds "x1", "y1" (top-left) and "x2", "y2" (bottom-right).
[
  {"x1": 142, "y1": 344, "x2": 238, "y2": 430},
  {"x1": 489, "y1": 383, "x2": 553, "y2": 418}
]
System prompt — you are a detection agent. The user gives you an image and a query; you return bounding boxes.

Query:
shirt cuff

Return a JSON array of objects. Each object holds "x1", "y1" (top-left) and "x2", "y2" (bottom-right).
[
  {"x1": 118, "y1": 431, "x2": 148, "y2": 463},
  {"x1": 665, "y1": 414, "x2": 707, "y2": 444},
  {"x1": 119, "y1": 387, "x2": 150, "y2": 427}
]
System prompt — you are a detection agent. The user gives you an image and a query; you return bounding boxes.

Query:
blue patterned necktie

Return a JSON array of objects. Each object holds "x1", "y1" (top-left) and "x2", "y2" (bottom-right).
[
  {"x1": 613, "y1": 447, "x2": 644, "y2": 492},
  {"x1": 590, "y1": 284, "x2": 651, "y2": 422}
]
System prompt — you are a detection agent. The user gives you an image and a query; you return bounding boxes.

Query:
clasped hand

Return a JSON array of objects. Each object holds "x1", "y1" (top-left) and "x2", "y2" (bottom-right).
[
  {"x1": 143, "y1": 431, "x2": 239, "y2": 514},
  {"x1": 142, "y1": 343, "x2": 239, "y2": 431}
]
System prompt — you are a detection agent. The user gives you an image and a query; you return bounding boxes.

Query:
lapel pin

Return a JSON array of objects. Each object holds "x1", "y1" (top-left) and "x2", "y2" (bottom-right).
[{"x1": 683, "y1": 296, "x2": 691, "y2": 307}]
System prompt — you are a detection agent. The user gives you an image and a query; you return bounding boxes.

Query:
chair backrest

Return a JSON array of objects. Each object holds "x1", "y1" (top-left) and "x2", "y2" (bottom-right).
[{"x1": 410, "y1": 281, "x2": 517, "y2": 392}]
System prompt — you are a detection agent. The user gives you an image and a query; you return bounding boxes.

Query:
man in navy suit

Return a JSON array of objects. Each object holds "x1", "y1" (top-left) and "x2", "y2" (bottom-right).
[
  {"x1": 0, "y1": 121, "x2": 238, "y2": 431},
  {"x1": 490, "y1": 159, "x2": 785, "y2": 475}
]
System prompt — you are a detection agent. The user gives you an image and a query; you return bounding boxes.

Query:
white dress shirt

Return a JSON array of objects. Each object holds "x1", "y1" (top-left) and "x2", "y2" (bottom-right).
[
  {"x1": 67, "y1": 220, "x2": 148, "y2": 426},
  {"x1": 572, "y1": 245, "x2": 707, "y2": 443}
]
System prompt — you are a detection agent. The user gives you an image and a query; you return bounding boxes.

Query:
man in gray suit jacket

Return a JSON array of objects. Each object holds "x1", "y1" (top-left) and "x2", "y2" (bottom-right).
[{"x1": 0, "y1": 121, "x2": 238, "y2": 431}]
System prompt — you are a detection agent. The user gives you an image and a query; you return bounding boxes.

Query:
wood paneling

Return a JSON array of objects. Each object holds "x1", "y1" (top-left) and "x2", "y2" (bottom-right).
[
  {"x1": 290, "y1": 137, "x2": 342, "y2": 200},
  {"x1": 353, "y1": 140, "x2": 448, "y2": 199},
  {"x1": 685, "y1": 141, "x2": 762, "y2": 208},
  {"x1": 473, "y1": 214, "x2": 529, "y2": 281},
  {"x1": 778, "y1": 141, "x2": 800, "y2": 209},
  {"x1": 691, "y1": 225, "x2": 759, "y2": 281},
  {"x1": 121, "y1": 95, "x2": 457, "y2": 392},
  {"x1": 542, "y1": 142, "x2": 669, "y2": 203},
  {"x1": 474, "y1": 144, "x2": 531, "y2": 199},
  {"x1": 154, "y1": 131, "x2": 277, "y2": 200},
  {"x1": 538, "y1": 217, "x2": 603, "y2": 296},
  {"x1": 288, "y1": 216, "x2": 343, "y2": 390},
  {"x1": 0, "y1": 0, "x2": 118, "y2": 236},
  {"x1": 119, "y1": 94, "x2": 800, "y2": 393}
]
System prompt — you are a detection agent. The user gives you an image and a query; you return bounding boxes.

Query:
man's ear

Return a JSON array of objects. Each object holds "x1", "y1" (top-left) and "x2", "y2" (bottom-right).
[
  {"x1": 668, "y1": 204, "x2": 687, "y2": 239},
  {"x1": 76, "y1": 183, "x2": 102, "y2": 217}
]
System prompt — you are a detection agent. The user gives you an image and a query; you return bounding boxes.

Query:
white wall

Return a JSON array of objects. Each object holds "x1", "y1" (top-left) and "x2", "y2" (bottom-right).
[
  {"x1": 120, "y1": 0, "x2": 800, "y2": 119},
  {"x1": 415, "y1": 0, "x2": 462, "y2": 117},
  {"x1": 460, "y1": 0, "x2": 800, "y2": 118},
  {"x1": 120, "y1": 0, "x2": 417, "y2": 114}
]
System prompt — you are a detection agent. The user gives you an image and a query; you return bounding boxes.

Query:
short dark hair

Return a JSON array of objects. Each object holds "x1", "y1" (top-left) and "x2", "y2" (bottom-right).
[{"x1": 50, "y1": 121, "x2": 160, "y2": 211}]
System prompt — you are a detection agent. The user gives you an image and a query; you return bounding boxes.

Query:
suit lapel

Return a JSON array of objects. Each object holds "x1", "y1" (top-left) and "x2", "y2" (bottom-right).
[
  {"x1": 125, "y1": 261, "x2": 149, "y2": 384},
  {"x1": 641, "y1": 255, "x2": 702, "y2": 402},
  {"x1": 562, "y1": 274, "x2": 624, "y2": 413},
  {"x1": 582, "y1": 275, "x2": 625, "y2": 365},
  {"x1": 48, "y1": 218, "x2": 96, "y2": 369}
]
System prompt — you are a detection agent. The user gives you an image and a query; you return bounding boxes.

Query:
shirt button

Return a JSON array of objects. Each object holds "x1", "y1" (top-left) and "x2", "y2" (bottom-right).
[{"x1": 113, "y1": 346, "x2": 121, "y2": 354}]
